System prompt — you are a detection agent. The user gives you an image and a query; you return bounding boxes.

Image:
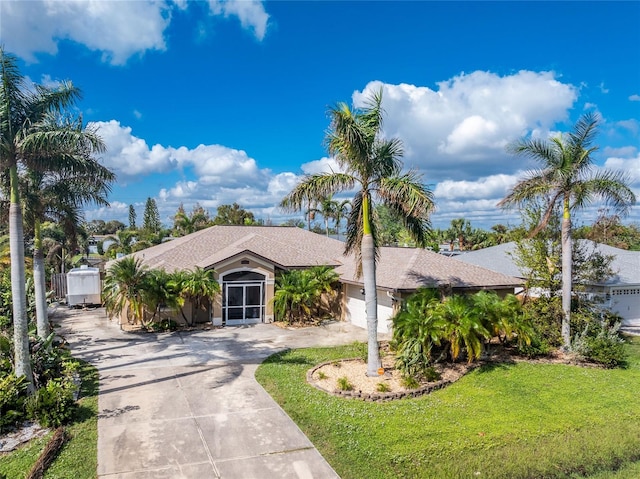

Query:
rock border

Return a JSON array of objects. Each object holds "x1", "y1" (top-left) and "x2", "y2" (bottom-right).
[{"x1": 307, "y1": 358, "x2": 477, "y2": 402}]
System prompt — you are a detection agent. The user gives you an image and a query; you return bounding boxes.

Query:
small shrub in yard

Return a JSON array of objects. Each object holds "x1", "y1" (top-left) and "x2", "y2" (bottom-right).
[
  {"x1": 376, "y1": 382, "x2": 391, "y2": 393},
  {"x1": 424, "y1": 366, "x2": 441, "y2": 382},
  {"x1": 317, "y1": 371, "x2": 328, "y2": 380},
  {"x1": 573, "y1": 321, "x2": 628, "y2": 368},
  {"x1": 400, "y1": 375, "x2": 420, "y2": 389},
  {"x1": 148, "y1": 319, "x2": 179, "y2": 332},
  {"x1": 26, "y1": 377, "x2": 77, "y2": 427},
  {"x1": 0, "y1": 373, "x2": 27, "y2": 432},
  {"x1": 337, "y1": 376, "x2": 353, "y2": 391}
]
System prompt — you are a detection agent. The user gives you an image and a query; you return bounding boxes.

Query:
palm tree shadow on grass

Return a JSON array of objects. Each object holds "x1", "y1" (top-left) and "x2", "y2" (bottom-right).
[{"x1": 262, "y1": 350, "x2": 314, "y2": 366}]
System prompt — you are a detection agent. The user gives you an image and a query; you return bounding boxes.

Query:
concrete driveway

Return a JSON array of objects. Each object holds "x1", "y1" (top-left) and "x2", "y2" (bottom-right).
[{"x1": 55, "y1": 308, "x2": 370, "y2": 479}]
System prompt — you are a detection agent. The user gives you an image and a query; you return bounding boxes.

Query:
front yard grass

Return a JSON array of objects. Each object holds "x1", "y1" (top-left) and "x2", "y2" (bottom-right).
[
  {"x1": 255, "y1": 336, "x2": 640, "y2": 479},
  {"x1": 0, "y1": 359, "x2": 99, "y2": 479}
]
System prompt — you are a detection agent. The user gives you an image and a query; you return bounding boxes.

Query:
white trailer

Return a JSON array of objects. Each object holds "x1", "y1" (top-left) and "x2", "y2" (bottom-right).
[{"x1": 66, "y1": 266, "x2": 101, "y2": 307}]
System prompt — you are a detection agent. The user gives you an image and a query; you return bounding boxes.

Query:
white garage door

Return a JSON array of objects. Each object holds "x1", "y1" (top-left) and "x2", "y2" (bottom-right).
[
  {"x1": 345, "y1": 284, "x2": 394, "y2": 333},
  {"x1": 610, "y1": 287, "x2": 640, "y2": 327}
]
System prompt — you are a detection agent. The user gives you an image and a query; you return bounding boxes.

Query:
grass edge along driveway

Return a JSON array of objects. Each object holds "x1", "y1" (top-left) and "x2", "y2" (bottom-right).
[{"x1": 255, "y1": 338, "x2": 640, "y2": 479}]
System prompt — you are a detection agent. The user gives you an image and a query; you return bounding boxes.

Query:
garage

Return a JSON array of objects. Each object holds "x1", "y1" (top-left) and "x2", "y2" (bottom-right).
[
  {"x1": 344, "y1": 284, "x2": 395, "y2": 333},
  {"x1": 609, "y1": 287, "x2": 640, "y2": 328}
]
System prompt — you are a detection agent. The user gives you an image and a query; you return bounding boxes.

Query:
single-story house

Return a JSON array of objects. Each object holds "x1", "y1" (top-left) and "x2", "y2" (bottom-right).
[
  {"x1": 454, "y1": 240, "x2": 640, "y2": 329},
  {"x1": 120, "y1": 225, "x2": 523, "y2": 333}
]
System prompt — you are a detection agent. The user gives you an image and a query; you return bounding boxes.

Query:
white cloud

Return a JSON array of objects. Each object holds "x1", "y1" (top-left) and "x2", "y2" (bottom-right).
[
  {"x1": 133, "y1": 110, "x2": 142, "y2": 120},
  {"x1": 603, "y1": 153, "x2": 640, "y2": 184},
  {"x1": 208, "y1": 0, "x2": 270, "y2": 40},
  {"x1": 300, "y1": 157, "x2": 343, "y2": 175},
  {"x1": 629, "y1": 94, "x2": 640, "y2": 102},
  {"x1": 2, "y1": 0, "x2": 269, "y2": 65},
  {"x1": 434, "y1": 174, "x2": 518, "y2": 201},
  {"x1": 353, "y1": 71, "x2": 578, "y2": 181}
]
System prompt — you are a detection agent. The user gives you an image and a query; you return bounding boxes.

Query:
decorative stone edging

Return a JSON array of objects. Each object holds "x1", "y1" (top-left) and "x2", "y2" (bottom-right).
[{"x1": 306, "y1": 359, "x2": 476, "y2": 402}]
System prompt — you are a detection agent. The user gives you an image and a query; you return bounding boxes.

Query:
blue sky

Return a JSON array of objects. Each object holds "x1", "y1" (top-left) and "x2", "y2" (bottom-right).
[{"x1": 3, "y1": 0, "x2": 640, "y2": 230}]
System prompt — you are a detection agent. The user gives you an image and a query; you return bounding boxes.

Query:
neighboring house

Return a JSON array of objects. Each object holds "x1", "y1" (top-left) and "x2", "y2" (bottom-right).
[
  {"x1": 88, "y1": 234, "x2": 117, "y2": 254},
  {"x1": 454, "y1": 241, "x2": 640, "y2": 329},
  {"x1": 120, "y1": 225, "x2": 523, "y2": 333}
]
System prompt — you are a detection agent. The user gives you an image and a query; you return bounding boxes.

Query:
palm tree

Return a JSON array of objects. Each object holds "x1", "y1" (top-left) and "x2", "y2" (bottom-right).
[
  {"x1": 333, "y1": 199, "x2": 351, "y2": 240},
  {"x1": 498, "y1": 113, "x2": 635, "y2": 347},
  {"x1": 22, "y1": 119, "x2": 112, "y2": 339},
  {"x1": 1, "y1": 48, "x2": 103, "y2": 390},
  {"x1": 170, "y1": 267, "x2": 220, "y2": 325},
  {"x1": 309, "y1": 196, "x2": 339, "y2": 237},
  {"x1": 103, "y1": 257, "x2": 149, "y2": 326},
  {"x1": 281, "y1": 89, "x2": 435, "y2": 376},
  {"x1": 438, "y1": 295, "x2": 491, "y2": 363}
]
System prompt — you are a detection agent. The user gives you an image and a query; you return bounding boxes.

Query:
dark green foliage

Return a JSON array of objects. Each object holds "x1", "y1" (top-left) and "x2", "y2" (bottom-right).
[
  {"x1": 521, "y1": 296, "x2": 564, "y2": 351},
  {"x1": 142, "y1": 197, "x2": 161, "y2": 234},
  {"x1": 26, "y1": 377, "x2": 77, "y2": 427},
  {"x1": 392, "y1": 289, "x2": 531, "y2": 378},
  {"x1": 0, "y1": 374, "x2": 27, "y2": 432},
  {"x1": 212, "y1": 202, "x2": 255, "y2": 225},
  {"x1": 272, "y1": 266, "x2": 339, "y2": 324}
]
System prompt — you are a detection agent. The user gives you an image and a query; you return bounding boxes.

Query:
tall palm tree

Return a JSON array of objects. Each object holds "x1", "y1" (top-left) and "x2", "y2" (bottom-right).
[
  {"x1": 1, "y1": 48, "x2": 102, "y2": 389},
  {"x1": 22, "y1": 113, "x2": 112, "y2": 339},
  {"x1": 281, "y1": 89, "x2": 435, "y2": 376},
  {"x1": 498, "y1": 113, "x2": 635, "y2": 347}
]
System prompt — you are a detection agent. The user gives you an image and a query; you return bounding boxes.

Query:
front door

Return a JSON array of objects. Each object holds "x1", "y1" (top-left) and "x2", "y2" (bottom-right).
[{"x1": 224, "y1": 283, "x2": 263, "y2": 325}]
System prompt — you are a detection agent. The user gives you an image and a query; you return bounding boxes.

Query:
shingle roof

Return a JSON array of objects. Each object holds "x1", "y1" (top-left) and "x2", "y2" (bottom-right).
[
  {"x1": 125, "y1": 225, "x2": 522, "y2": 291},
  {"x1": 337, "y1": 246, "x2": 523, "y2": 291},
  {"x1": 454, "y1": 240, "x2": 640, "y2": 286},
  {"x1": 128, "y1": 225, "x2": 345, "y2": 272}
]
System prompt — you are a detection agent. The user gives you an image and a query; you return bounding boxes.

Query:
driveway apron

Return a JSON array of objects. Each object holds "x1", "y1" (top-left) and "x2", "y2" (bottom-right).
[{"x1": 55, "y1": 308, "x2": 370, "y2": 479}]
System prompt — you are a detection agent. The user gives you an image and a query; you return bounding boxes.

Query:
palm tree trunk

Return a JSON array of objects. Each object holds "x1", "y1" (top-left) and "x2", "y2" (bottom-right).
[
  {"x1": 362, "y1": 197, "x2": 381, "y2": 377},
  {"x1": 561, "y1": 197, "x2": 572, "y2": 348},
  {"x1": 34, "y1": 220, "x2": 50, "y2": 339},
  {"x1": 9, "y1": 167, "x2": 35, "y2": 392}
]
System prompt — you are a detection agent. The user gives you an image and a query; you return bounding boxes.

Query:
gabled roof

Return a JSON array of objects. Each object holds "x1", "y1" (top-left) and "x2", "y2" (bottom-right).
[
  {"x1": 128, "y1": 225, "x2": 345, "y2": 273},
  {"x1": 454, "y1": 240, "x2": 640, "y2": 286},
  {"x1": 125, "y1": 225, "x2": 522, "y2": 291}
]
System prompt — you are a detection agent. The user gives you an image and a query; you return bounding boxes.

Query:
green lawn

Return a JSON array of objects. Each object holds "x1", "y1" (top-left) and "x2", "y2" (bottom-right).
[
  {"x1": 0, "y1": 360, "x2": 99, "y2": 479},
  {"x1": 255, "y1": 337, "x2": 640, "y2": 479}
]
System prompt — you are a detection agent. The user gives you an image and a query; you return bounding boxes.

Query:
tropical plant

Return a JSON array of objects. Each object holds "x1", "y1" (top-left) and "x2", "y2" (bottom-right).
[
  {"x1": 169, "y1": 267, "x2": 220, "y2": 325},
  {"x1": 271, "y1": 266, "x2": 339, "y2": 324},
  {"x1": 173, "y1": 203, "x2": 210, "y2": 236},
  {"x1": 103, "y1": 257, "x2": 149, "y2": 326},
  {"x1": 281, "y1": 89, "x2": 435, "y2": 376},
  {"x1": 499, "y1": 113, "x2": 636, "y2": 348},
  {"x1": 22, "y1": 129, "x2": 113, "y2": 339},
  {"x1": 439, "y1": 295, "x2": 491, "y2": 362},
  {"x1": 1, "y1": 48, "x2": 105, "y2": 390},
  {"x1": 141, "y1": 269, "x2": 183, "y2": 326},
  {"x1": 391, "y1": 288, "x2": 446, "y2": 378}
]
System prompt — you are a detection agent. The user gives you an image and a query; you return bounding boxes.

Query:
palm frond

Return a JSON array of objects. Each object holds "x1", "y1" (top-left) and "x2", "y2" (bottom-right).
[{"x1": 280, "y1": 173, "x2": 356, "y2": 212}]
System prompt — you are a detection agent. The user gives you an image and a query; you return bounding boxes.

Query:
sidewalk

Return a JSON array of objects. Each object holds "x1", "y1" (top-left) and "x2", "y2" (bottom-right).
[{"x1": 56, "y1": 308, "x2": 371, "y2": 479}]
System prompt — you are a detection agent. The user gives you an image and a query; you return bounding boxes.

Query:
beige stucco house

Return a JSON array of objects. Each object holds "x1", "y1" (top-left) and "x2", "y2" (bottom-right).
[{"x1": 122, "y1": 225, "x2": 523, "y2": 333}]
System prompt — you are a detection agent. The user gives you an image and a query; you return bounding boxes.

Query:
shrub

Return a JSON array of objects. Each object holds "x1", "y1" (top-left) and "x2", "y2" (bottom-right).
[
  {"x1": 27, "y1": 377, "x2": 77, "y2": 427},
  {"x1": 336, "y1": 376, "x2": 353, "y2": 391},
  {"x1": 522, "y1": 296, "x2": 563, "y2": 348},
  {"x1": 424, "y1": 366, "x2": 441, "y2": 382},
  {"x1": 401, "y1": 375, "x2": 420, "y2": 389},
  {"x1": 0, "y1": 373, "x2": 28, "y2": 432},
  {"x1": 317, "y1": 371, "x2": 327, "y2": 380},
  {"x1": 573, "y1": 320, "x2": 628, "y2": 368},
  {"x1": 376, "y1": 382, "x2": 391, "y2": 393},
  {"x1": 148, "y1": 318, "x2": 179, "y2": 332},
  {"x1": 517, "y1": 335, "x2": 552, "y2": 358}
]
